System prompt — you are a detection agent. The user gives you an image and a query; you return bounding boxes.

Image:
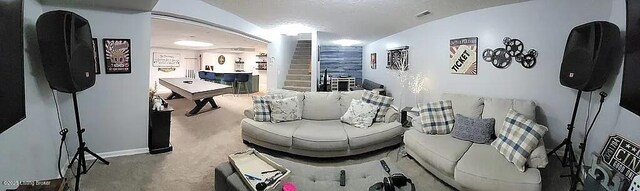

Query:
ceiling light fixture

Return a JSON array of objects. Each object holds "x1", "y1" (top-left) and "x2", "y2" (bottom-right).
[
  {"x1": 174, "y1": 40, "x2": 213, "y2": 47},
  {"x1": 416, "y1": 10, "x2": 431, "y2": 18},
  {"x1": 272, "y1": 24, "x2": 313, "y2": 36},
  {"x1": 334, "y1": 39, "x2": 361, "y2": 46}
]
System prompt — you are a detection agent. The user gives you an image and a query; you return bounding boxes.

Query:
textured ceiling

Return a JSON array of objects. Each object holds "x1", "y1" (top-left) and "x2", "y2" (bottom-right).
[
  {"x1": 151, "y1": 18, "x2": 267, "y2": 52},
  {"x1": 203, "y1": 0, "x2": 528, "y2": 45}
]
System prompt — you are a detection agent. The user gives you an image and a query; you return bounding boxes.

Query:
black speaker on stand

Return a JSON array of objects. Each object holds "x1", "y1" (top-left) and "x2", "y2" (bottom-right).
[
  {"x1": 36, "y1": 10, "x2": 109, "y2": 191},
  {"x1": 549, "y1": 21, "x2": 623, "y2": 191}
]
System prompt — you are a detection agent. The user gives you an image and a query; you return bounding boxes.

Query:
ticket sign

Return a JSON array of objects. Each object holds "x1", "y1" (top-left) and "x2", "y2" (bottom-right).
[{"x1": 601, "y1": 135, "x2": 640, "y2": 180}]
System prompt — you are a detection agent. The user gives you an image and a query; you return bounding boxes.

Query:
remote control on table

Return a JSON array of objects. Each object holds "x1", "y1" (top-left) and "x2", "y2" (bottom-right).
[
  {"x1": 380, "y1": 160, "x2": 390, "y2": 174},
  {"x1": 340, "y1": 170, "x2": 346, "y2": 186}
]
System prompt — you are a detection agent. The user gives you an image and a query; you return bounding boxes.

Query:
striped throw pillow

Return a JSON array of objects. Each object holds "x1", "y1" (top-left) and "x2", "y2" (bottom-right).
[
  {"x1": 492, "y1": 109, "x2": 548, "y2": 172},
  {"x1": 252, "y1": 94, "x2": 283, "y2": 122},
  {"x1": 361, "y1": 91, "x2": 394, "y2": 122},
  {"x1": 418, "y1": 100, "x2": 455, "y2": 134}
]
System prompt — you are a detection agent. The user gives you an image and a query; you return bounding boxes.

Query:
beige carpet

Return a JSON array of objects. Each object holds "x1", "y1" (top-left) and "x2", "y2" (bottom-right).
[{"x1": 66, "y1": 93, "x2": 569, "y2": 191}]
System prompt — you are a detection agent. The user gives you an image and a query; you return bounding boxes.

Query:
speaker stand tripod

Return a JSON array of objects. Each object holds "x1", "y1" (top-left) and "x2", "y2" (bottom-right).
[
  {"x1": 66, "y1": 92, "x2": 109, "y2": 191},
  {"x1": 547, "y1": 90, "x2": 582, "y2": 191}
]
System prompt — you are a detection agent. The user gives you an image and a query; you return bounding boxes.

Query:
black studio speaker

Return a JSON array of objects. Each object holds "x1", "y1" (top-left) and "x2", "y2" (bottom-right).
[
  {"x1": 560, "y1": 21, "x2": 623, "y2": 91},
  {"x1": 36, "y1": 10, "x2": 95, "y2": 93}
]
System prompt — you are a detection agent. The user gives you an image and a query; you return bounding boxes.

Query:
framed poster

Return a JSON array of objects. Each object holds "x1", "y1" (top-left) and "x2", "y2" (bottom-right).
[
  {"x1": 387, "y1": 46, "x2": 409, "y2": 70},
  {"x1": 600, "y1": 135, "x2": 640, "y2": 180},
  {"x1": 371, "y1": 53, "x2": 377, "y2": 69},
  {"x1": 103, "y1": 38, "x2": 131, "y2": 74},
  {"x1": 449, "y1": 37, "x2": 478, "y2": 75},
  {"x1": 152, "y1": 52, "x2": 180, "y2": 68},
  {"x1": 92, "y1": 38, "x2": 100, "y2": 74}
]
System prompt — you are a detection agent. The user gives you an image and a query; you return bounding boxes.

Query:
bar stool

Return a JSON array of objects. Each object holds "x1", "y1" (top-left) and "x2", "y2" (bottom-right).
[
  {"x1": 235, "y1": 73, "x2": 251, "y2": 95},
  {"x1": 198, "y1": 71, "x2": 207, "y2": 80},
  {"x1": 204, "y1": 72, "x2": 216, "y2": 82},
  {"x1": 222, "y1": 73, "x2": 237, "y2": 96},
  {"x1": 214, "y1": 73, "x2": 224, "y2": 84}
]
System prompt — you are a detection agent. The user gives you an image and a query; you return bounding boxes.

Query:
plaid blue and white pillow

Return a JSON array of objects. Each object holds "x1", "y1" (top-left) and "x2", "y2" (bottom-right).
[
  {"x1": 252, "y1": 94, "x2": 283, "y2": 122},
  {"x1": 491, "y1": 109, "x2": 548, "y2": 172},
  {"x1": 361, "y1": 91, "x2": 394, "y2": 122},
  {"x1": 417, "y1": 100, "x2": 455, "y2": 134}
]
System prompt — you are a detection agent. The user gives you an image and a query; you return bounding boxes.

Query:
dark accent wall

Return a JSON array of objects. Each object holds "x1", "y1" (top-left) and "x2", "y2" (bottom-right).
[{"x1": 319, "y1": 46, "x2": 363, "y2": 85}]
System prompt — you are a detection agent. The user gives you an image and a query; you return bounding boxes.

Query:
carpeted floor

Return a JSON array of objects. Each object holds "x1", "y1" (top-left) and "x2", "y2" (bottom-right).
[{"x1": 66, "y1": 93, "x2": 570, "y2": 191}]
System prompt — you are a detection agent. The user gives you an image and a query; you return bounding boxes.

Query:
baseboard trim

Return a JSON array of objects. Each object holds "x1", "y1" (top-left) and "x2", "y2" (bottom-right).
[{"x1": 84, "y1": 148, "x2": 148, "y2": 160}]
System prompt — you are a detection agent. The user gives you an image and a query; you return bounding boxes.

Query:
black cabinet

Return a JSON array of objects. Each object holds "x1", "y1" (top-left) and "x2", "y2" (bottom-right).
[{"x1": 149, "y1": 97, "x2": 173, "y2": 154}]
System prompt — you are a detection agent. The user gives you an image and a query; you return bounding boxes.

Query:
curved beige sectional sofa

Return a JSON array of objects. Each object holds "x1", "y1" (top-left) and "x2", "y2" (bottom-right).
[
  {"x1": 405, "y1": 93, "x2": 549, "y2": 191},
  {"x1": 242, "y1": 90, "x2": 403, "y2": 158}
]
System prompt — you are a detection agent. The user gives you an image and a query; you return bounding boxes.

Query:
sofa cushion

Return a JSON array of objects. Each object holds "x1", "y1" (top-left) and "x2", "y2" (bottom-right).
[
  {"x1": 270, "y1": 96, "x2": 302, "y2": 123},
  {"x1": 455, "y1": 144, "x2": 542, "y2": 191},
  {"x1": 343, "y1": 122, "x2": 404, "y2": 149},
  {"x1": 418, "y1": 100, "x2": 455, "y2": 134},
  {"x1": 492, "y1": 109, "x2": 548, "y2": 172},
  {"x1": 252, "y1": 94, "x2": 283, "y2": 122},
  {"x1": 241, "y1": 119, "x2": 302, "y2": 147},
  {"x1": 268, "y1": 89, "x2": 304, "y2": 117},
  {"x1": 339, "y1": 90, "x2": 367, "y2": 115},
  {"x1": 403, "y1": 129, "x2": 472, "y2": 176},
  {"x1": 302, "y1": 92, "x2": 342, "y2": 120},
  {"x1": 292, "y1": 120, "x2": 348, "y2": 151},
  {"x1": 441, "y1": 93, "x2": 484, "y2": 119},
  {"x1": 361, "y1": 91, "x2": 394, "y2": 122},
  {"x1": 482, "y1": 97, "x2": 536, "y2": 136},
  {"x1": 451, "y1": 114, "x2": 495, "y2": 144},
  {"x1": 340, "y1": 99, "x2": 379, "y2": 129}
]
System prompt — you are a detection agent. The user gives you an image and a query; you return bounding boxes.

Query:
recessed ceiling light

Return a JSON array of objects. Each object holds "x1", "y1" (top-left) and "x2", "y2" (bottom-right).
[
  {"x1": 174, "y1": 40, "x2": 213, "y2": 47},
  {"x1": 334, "y1": 39, "x2": 361, "y2": 46},
  {"x1": 416, "y1": 10, "x2": 431, "y2": 18}
]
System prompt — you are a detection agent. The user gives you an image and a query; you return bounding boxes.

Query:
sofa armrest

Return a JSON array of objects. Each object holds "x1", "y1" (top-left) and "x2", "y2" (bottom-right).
[
  {"x1": 371, "y1": 88, "x2": 386, "y2": 96},
  {"x1": 244, "y1": 108, "x2": 254, "y2": 119},
  {"x1": 527, "y1": 139, "x2": 549, "y2": 168},
  {"x1": 410, "y1": 118, "x2": 424, "y2": 133},
  {"x1": 384, "y1": 106, "x2": 399, "y2": 123}
]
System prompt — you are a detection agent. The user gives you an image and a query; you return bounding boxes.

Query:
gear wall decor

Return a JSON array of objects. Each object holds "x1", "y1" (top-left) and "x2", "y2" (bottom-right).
[{"x1": 483, "y1": 37, "x2": 538, "y2": 69}]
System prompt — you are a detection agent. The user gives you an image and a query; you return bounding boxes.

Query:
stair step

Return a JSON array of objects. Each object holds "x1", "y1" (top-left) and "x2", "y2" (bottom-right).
[
  {"x1": 294, "y1": 51, "x2": 311, "y2": 54},
  {"x1": 288, "y1": 69, "x2": 310, "y2": 75},
  {"x1": 285, "y1": 80, "x2": 311, "y2": 87},
  {"x1": 287, "y1": 74, "x2": 311, "y2": 81},
  {"x1": 291, "y1": 60, "x2": 310, "y2": 65},
  {"x1": 283, "y1": 86, "x2": 311, "y2": 92},
  {"x1": 290, "y1": 64, "x2": 309, "y2": 70}
]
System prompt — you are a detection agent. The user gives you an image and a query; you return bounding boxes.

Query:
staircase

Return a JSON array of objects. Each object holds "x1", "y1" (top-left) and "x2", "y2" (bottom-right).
[{"x1": 283, "y1": 40, "x2": 312, "y2": 92}]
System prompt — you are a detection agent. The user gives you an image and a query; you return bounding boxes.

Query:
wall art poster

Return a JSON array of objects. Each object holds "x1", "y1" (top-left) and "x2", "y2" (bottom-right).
[
  {"x1": 450, "y1": 37, "x2": 478, "y2": 75},
  {"x1": 371, "y1": 53, "x2": 377, "y2": 69},
  {"x1": 92, "y1": 38, "x2": 100, "y2": 74},
  {"x1": 387, "y1": 46, "x2": 409, "y2": 71},
  {"x1": 152, "y1": 52, "x2": 180, "y2": 68},
  {"x1": 103, "y1": 38, "x2": 131, "y2": 74},
  {"x1": 600, "y1": 135, "x2": 640, "y2": 180}
]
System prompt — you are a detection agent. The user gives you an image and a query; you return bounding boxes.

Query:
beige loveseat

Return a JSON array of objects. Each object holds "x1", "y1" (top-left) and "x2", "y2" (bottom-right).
[
  {"x1": 242, "y1": 90, "x2": 404, "y2": 158},
  {"x1": 405, "y1": 93, "x2": 548, "y2": 191}
]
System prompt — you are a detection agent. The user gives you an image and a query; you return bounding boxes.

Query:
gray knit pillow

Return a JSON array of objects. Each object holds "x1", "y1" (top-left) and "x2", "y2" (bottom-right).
[{"x1": 451, "y1": 114, "x2": 495, "y2": 144}]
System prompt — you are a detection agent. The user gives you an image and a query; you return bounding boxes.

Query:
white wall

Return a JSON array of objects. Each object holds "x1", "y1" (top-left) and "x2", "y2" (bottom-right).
[
  {"x1": 201, "y1": 52, "x2": 238, "y2": 73},
  {"x1": 41, "y1": 6, "x2": 152, "y2": 156},
  {"x1": 150, "y1": 48, "x2": 199, "y2": 93},
  {"x1": 0, "y1": 1, "x2": 64, "y2": 189},
  {"x1": 267, "y1": 35, "x2": 298, "y2": 89},
  {"x1": 363, "y1": 0, "x2": 638, "y2": 159}
]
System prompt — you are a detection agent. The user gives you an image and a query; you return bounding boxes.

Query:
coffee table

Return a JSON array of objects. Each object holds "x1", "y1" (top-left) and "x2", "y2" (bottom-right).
[{"x1": 215, "y1": 156, "x2": 413, "y2": 191}]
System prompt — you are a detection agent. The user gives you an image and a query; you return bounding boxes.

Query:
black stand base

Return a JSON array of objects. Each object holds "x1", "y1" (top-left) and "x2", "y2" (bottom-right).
[
  {"x1": 186, "y1": 97, "x2": 220, "y2": 116},
  {"x1": 547, "y1": 90, "x2": 583, "y2": 191},
  {"x1": 67, "y1": 93, "x2": 109, "y2": 191}
]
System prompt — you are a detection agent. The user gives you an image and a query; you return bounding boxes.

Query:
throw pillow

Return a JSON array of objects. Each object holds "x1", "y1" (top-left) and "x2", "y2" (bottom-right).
[
  {"x1": 491, "y1": 109, "x2": 548, "y2": 172},
  {"x1": 450, "y1": 114, "x2": 495, "y2": 144},
  {"x1": 269, "y1": 97, "x2": 301, "y2": 123},
  {"x1": 361, "y1": 91, "x2": 394, "y2": 122},
  {"x1": 417, "y1": 100, "x2": 455, "y2": 134},
  {"x1": 252, "y1": 94, "x2": 283, "y2": 122},
  {"x1": 340, "y1": 99, "x2": 379, "y2": 129}
]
